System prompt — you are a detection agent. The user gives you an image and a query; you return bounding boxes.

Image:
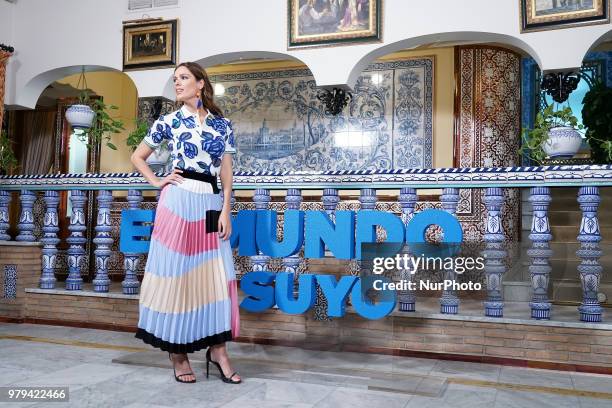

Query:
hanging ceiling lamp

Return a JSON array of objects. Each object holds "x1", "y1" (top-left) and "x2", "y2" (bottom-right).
[{"x1": 65, "y1": 66, "x2": 95, "y2": 130}]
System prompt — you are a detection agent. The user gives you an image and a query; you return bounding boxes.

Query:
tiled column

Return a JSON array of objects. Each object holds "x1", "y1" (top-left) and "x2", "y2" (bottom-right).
[
  {"x1": 16, "y1": 190, "x2": 36, "y2": 242},
  {"x1": 122, "y1": 190, "x2": 143, "y2": 294},
  {"x1": 40, "y1": 191, "x2": 60, "y2": 289},
  {"x1": 93, "y1": 190, "x2": 113, "y2": 292},
  {"x1": 0, "y1": 190, "x2": 10, "y2": 240},
  {"x1": 398, "y1": 187, "x2": 417, "y2": 312},
  {"x1": 577, "y1": 186, "x2": 603, "y2": 322},
  {"x1": 440, "y1": 188, "x2": 460, "y2": 314},
  {"x1": 66, "y1": 190, "x2": 87, "y2": 290},
  {"x1": 483, "y1": 187, "x2": 506, "y2": 317},
  {"x1": 528, "y1": 187, "x2": 553, "y2": 320}
]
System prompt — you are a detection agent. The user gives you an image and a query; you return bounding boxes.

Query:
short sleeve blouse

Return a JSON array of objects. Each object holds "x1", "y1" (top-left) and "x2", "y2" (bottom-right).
[{"x1": 143, "y1": 105, "x2": 236, "y2": 176}]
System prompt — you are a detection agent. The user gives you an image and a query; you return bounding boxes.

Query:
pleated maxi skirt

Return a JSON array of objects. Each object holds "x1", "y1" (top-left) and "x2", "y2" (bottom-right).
[{"x1": 135, "y1": 178, "x2": 240, "y2": 353}]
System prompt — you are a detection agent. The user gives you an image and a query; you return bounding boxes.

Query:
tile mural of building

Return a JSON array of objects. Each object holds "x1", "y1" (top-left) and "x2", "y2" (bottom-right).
[{"x1": 210, "y1": 57, "x2": 434, "y2": 173}]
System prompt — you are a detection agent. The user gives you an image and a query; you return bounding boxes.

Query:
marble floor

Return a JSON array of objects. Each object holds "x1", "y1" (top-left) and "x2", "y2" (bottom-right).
[{"x1": 0, "y1": 323, "x2": 611, "y2": 408}]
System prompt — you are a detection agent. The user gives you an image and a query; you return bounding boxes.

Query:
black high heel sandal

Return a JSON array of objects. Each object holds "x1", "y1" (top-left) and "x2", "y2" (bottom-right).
[
  {"x1": 169, "y1": 352, "x2": 196, "y2": 383},
  {"x1": 206, "y1": 348, "x2": 242, "y2": 384}
]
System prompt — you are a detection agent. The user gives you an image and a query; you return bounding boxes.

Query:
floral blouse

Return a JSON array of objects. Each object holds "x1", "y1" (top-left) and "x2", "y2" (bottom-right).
[{"x1": 143, "y1": 105, "x2": 236, "y2": 176}]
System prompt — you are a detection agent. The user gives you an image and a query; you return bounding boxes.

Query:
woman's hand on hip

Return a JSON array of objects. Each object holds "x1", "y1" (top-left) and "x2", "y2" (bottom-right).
[
  {"x1": 218, "y1": 209, "x2": 232, "y2": 241},
  {"x1": 153, "y1": 168, "x2": 184, "y2": 188}
]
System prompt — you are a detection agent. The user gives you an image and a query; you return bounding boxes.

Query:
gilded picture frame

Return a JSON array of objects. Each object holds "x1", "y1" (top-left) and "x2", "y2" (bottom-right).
[
  {"x1": 123, "y1": 19, "x2": 178, "y2": 71},
  {"x1": 520, "y1": 0, "x2": 609, "y2": 32},
  {"x1": 288, "y1": 0, "x2": 382, "y2": 49}
]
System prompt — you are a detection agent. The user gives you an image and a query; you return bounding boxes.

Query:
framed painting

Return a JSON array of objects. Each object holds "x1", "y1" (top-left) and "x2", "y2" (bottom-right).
[
  {"x1": 520, "y1": 0, "x2": 609, "y2": 32},
  {"x1": 123, "y1": 19, "x2": 178, "y2": 70},
  {"x1": 288, "y1": 0, "x2": 382, "y2": 49}
]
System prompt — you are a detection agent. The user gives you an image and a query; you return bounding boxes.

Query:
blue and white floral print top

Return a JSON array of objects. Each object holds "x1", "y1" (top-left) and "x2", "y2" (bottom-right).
[{"x1": 143, "y1": 105, "x2": 236, "y2": 176}]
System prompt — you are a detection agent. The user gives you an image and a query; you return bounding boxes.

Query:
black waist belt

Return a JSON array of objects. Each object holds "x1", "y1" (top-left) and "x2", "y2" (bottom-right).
[{"x1": 177, "y1": 168, "x2": 219, "y2": 194}]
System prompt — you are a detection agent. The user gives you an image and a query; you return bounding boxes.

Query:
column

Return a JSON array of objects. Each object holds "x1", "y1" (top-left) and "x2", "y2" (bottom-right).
[
  {"x1": 123, "y1": 190, "x2": 143, "y2": 294},
  {"x1": 40, "y1": 191, "x2": 60, "y2": 289},
  {"x1": 93, "y1": 190, "x2": 114, "y2": 292},
  {"x1": 528, "y1": 187, "x2": 553, "y2": 319},
  {"x1": 483, "y1": 187, "x2": 507, "y2": 317},
  {"x1": 0, "y1": 190, "x2": 10, "y2": 240},
  {"x1": 16, "y1": 190, "x2": 36, "y2": 242},
  {"x1": 440, "y1": 188, "x2": 460, "y2": 314},
  {"x1": 577, "y1": 186, "x2": 603, "y2": 322},
  {"x1": 66, "y1": 190, "x2": 87, "y2": 290},
  {"x1": 398, "y1": 187, "x2": 417, "y2": 312}
]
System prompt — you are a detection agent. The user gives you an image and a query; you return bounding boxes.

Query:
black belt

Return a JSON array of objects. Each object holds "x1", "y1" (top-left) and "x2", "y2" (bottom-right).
[{"x1": 176, "y1": 168, "x2": 219, "y2": 194}]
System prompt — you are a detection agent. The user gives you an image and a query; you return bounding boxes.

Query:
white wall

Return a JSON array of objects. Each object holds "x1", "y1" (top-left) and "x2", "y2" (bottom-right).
[
  {"x1": 0, "y1": 1, "x2": 13, "y2": 47},
  {"x1": 4, "y1": 0, "x2": 612, "y2": 108}
]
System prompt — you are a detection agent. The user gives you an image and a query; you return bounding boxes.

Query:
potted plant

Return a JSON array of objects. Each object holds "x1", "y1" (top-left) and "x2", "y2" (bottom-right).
[
  {"x1": 65, "y1": 92, "x2": 95, "y2": 130},
  {"x1": 520, "y1": 104, "x2": 584, "y2": 164},
  {"x1": 0, "y1": 130, "x2": 18, "y2": 175},
  {"x1": 126, "y1": 118, "x2": 171, "y2": 168},
  {"x1": 582, "y1": 81, "x2": 612, "y2": 164},
  {"x1": 71, "y1": 92, "x2": 124, "y2": 151}
]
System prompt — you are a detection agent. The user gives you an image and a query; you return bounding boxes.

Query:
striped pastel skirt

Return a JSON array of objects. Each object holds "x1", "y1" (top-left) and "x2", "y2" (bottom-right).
[{"x1": 135, "y1": 178, "x2": 240, "y2": 353}]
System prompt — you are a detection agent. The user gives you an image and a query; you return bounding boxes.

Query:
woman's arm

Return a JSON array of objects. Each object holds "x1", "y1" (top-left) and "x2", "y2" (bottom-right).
[
  {"x1": 218, "y1": 153, "x2": 233, "y2": 240},
  {"x1": 131, "y1": 142, "x2": 183, "y2": 188}
]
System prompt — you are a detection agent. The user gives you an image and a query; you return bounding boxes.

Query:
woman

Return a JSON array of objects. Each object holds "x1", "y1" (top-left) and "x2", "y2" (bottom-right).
[{"x1": 130, "y1": 61, "x2": 241, "y2": 384}]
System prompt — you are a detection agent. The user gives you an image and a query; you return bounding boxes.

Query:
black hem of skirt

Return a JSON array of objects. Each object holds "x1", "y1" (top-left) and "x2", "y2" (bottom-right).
[{"x1": 135, "y1": 328, "x2": 233, "y2": 354}]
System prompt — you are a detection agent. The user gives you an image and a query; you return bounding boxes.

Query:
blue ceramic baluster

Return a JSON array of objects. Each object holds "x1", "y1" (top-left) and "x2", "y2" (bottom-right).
[
  {"x1": 251, "y1": 188, "x2": 271, "y2": 272},
  {"x1": 398, "y1": 187, "x2": 417, "y2": 312},
  {"x1": 528, "y1": 187, "x2": 553, "y2": 319},
  {"x1": 0, "y1": 190, "x2": 10, "y2": 241},
  {"x1": 93, "y1": 190, "x2": 113, "y2": 292},
  {"x1": 282, "y1": 188, "x2": 302, "y2": 276},
  {"x1": 577, "y1": 186, "x2": 603, "y2": 322},
  {"x1": 16, "y1": 190, "x2": 36, "y2": 242},
  {"x1": 484, "y1": 187, "x2": 506, "y2": 317},
  {"x1": 440, "y1": 188, "x2": 460, "y2": 314},
  {"x1": 359, "y1": 188, "x2": 377, "y2": 304},
  {"x1": 123, "y1": 190, "x2": 143, "y2": 294},
  {"x1": 314, "y1": 188, "x2": 340, "y2": 321},
  {"x1": 66, "y1": 190, "x2": 87, "y2": 290},
  {"x1": 40, "y1": 191, "x2": 60, "y2": 289}
]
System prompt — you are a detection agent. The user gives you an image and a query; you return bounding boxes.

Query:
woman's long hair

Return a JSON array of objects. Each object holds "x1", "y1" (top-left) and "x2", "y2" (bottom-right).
[{"x1": 175, "y1": 62, "x2": 223, "y2": 117}]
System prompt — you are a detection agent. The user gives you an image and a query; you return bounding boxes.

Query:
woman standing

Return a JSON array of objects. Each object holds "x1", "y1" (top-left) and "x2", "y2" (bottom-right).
[{"x1": 130, "y1": 62, "x2": 241, "y2": 384}]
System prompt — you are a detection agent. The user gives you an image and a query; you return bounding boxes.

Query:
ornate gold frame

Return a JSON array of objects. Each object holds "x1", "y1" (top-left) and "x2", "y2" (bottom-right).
[{"x1": 123, "y1": 19, "x2": 178, "y2": 71}]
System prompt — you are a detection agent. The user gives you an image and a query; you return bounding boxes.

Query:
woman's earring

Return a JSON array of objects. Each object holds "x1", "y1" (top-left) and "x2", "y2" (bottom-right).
[{"x1": 197, "y1": 91, "x2": 203, "y2": 109}]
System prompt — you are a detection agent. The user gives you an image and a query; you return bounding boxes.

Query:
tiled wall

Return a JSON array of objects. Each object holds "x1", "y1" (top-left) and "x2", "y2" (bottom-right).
[{"x1": 210, "y1": 57, "x2": 433, "y2": 173}]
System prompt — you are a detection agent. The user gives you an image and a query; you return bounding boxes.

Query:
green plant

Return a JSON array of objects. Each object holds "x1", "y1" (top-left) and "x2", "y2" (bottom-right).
[
  {"x1": 73, "y1": 94, "x2": 124, "y2": 151},
  {"x1": 519, "y1": 103, "x2": 584, "y2": 164},
  {"x1": 582, "y1": 81, "x2": 612, "y2": 164},
  {"x1": 0, "y1": 130, "x2": 18, "y2": 175},
  {"x1": 126, "y1": 118, "x2": 150, "y2": 152}
]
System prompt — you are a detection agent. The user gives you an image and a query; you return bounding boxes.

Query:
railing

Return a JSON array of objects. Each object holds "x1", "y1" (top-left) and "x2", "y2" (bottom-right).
[{"x1": 1, "y1": 164, "x2": 611, "y2": 323}]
